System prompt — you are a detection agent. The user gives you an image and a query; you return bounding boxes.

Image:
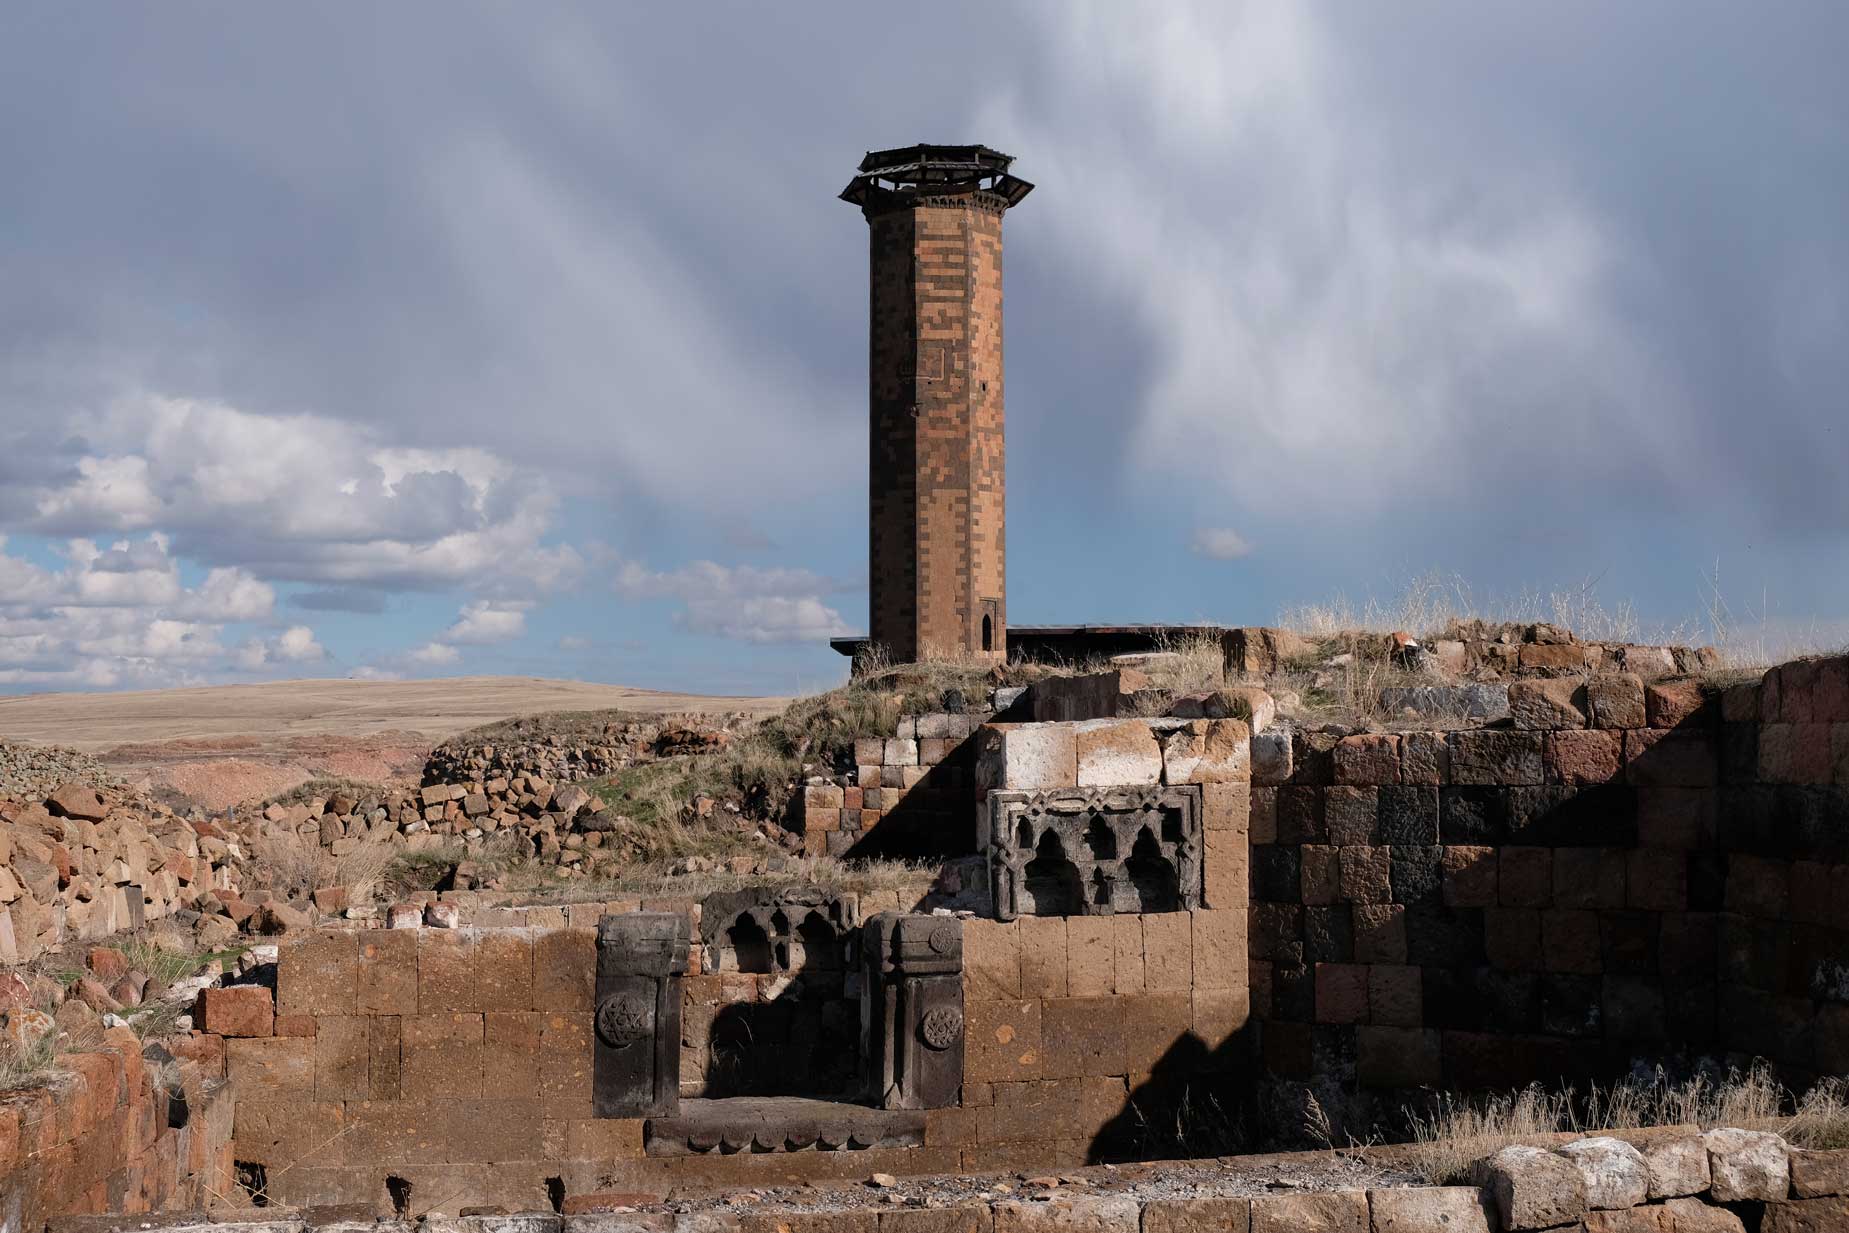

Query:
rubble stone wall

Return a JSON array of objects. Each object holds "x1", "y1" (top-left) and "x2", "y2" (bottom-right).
[
  {"x1": 1248, "y1": 658, "x2": 1849, "y2": 1107},
  {"x1": 0, "y1": 1025, "x2": 235, "y2": 1230}
]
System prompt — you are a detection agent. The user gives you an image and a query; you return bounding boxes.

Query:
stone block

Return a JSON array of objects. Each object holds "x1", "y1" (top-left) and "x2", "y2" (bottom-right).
[
  {"x1": 1368, "y1": 964, "x2": 1421, "y2": 1028},
  {"x1": 1399, "y1": 732, "x2": 1450, "y2": 786},
  {"x1": 1366, "y1": 1187, "x2": 1491, "y2": 1233},
  {"x1": 976, "y1": 1077, "x2": 1124, "y2": 1147},
  {"x1": 1170, "y1": 718, "x2": 1250, "y2": 785},
  {"x1": 477, "y1": 930, "x2": 535, "y2": 1011},
  {"x1": 1065, "y1": 917, "x2": 1115, "y2": 998},
  {"x1": 1471, "y1": 1144, "x2": 1588, "y2": 1232},
  {"x1": 1520, "y1": 643, "x2": 1593, "y2": 672},
  {"x1": 357, "y1": 928, "x2": 418, "y2": 1015},
  {"x1": 1646, "y1": 680, "x2": 1714, "y2": 728},
  {"x1": 1643, "y1": 1131, "x2": 1711, "y2": 1199},
  {"x1": 997, "y1": 726, "x2": 1078, "y2": 791},
  {"x1": 1112, "y1": 914, "x2": 1146, "y2": 994},
  {"x1": 1119, "y1": 992, "x2": 1195, "y2": 1073},
  {"x1": 1509, "y1": 679, "x2": 1589, "y2": 730},
  {"x1": 1587, "y1": 673, "x2": 1647, "y2": 729},
  {"x1": 1314, "y1": 963, "x2": 1368, "y2": 1025},
  {"x1": 277, "y1": 931, "x2": 358, "y2": 1016},
  {"x1": 1627, "y1": 849, "x2": 1688, "y2": 912},
  {"x1": 481, "y1": 1011, "x2": 544, "y2": 1101},
  {"x1": 1552, "y1": 848, "x2": 1626, "y2": 911},
  {"x1": 418, "y1": 929, "x2": 477, "y2": 1012},
  {"x1": 1019, "y1": 917, "x2": 1068, "y2": 998},
  {"x1": 1705, "y1": 1127, "x2": 1789, "y2": 1202},
  {"x1": 197, "y1": 985, "x2": 273, "y2": 1037},
  {"x1": 1142, "y1": 912, "x2": 1193, "y2": 992},
  {"x1": 534, "y1": 928, "x2": 596, "y2": 1011},
  {"x1": 1583, "y1": 1210, "x2": 1671, "y2": 1233},
  {"x1": 400, "y1": 1012, "x2": 485, "y2": 1101},
  {"x1": 1660, "y1": 1198, "x2": 1746, "y2": 1233},
  {"x1": 1498, "y1": 848, "x2": 1553, "y2": 908},
  {"x1": 1792, "y1": 1149, "x2": 1849, "y2": 1197},
  {"x1": 1379, "y1": 787, "x2": 1440, "y2": 845},
  {"x1": 1190, "y1": 909, "x2": 1243, "y2": 989},
  {"x1": 313, "y1": 1015, "x2": 370, "y2": 1103},
  {"x1": 1339, "y1": 847, "x2": 1392, "y2": 905},
  {"x1": 1441, "y1": 846, "x2": 1497, "y2": 908},
  {"x1": 1334, "y1": 735, "x2": 1401, "y2": 785},
  {"x1": 1252, "y1": 729, "x2": 1293, "y2": 785},
  {"x1": 1248, "y1": 1191, "x2": 1366, "y2": 1233},
  {"x1": 1038, "y1": 996, "x2": 1124, "y2": 1078},
  {"x1": 1547, "y1": 730, "x2": 1623, "y2": 785},
  {"x1": 1074, "y1": 721, "x2": 1162, "y2": 787},
  {"x1": 1449, "y1": 732, "x2": 1544, "y2": 786},
  {"x1": 1353, "y1": 905, "x2": 1407, "y2": 964},
  {"x1": 225, "y1": 1036, "x2": 315, "y2": 1096},
  {"x1": 1762, "y1": 1197, "x2": 1849, "y2": 1233},
  {"x1": 1142, "y1": 1196, "x2": 1250, "y2": 1233},
  {"x1": 964, "y1": 999, "x2": 1042, "y2": 1084},
  {"x1": 1625, "y1": 728, "x2": 1719, "y2": 787},
  {"x1": 1301, "y1": 845, "x2": 1340, "y2": 905},
  {"x1": 1559, "y1": 1136, "x2": 1650, "y2": 1209},
  {"x1": 991, "y1": 1196, "x2": 1138, "y2": 1233},
  {"x1": 369, "y1": 1013, "x2": 401, "y2": 1100},
  {"x1": 1325, "y1": 786, "x2": 1378, "y2": 846},
  {"x1": 1205, "y1": 828, "x2": 1247, "y2": 911},
  {"x1": 965, "y1": 919, "x2": 1021, "y2": 1001}
]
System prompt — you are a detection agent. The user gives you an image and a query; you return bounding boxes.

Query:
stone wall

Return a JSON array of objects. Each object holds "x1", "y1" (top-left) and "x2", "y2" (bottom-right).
[
  {"x1": 799, "y1": 711, "x2": 989, "y2": 860},
  {"x1": 1246, "y1": 658, "x2": 1849, "y2": 1123},
  {"x1": 0, "y1": 1025, "x2": 234, "y2": 1230}
]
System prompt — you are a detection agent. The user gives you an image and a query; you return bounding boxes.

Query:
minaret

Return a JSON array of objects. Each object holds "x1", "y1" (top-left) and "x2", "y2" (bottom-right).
[{"x1": 841, "y1": 145, "x2": 1032, "y2": 664}]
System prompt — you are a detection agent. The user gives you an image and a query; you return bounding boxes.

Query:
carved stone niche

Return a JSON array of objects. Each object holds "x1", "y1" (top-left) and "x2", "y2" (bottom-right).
[
  {"x1": 984, "y1": 785, "x2": 1203, "y2": 921},
  {"x1": 698, "y1": 888, "x2": 860, "y2": 989},
  {"x1": 594, "y1": 912, "x2": 690, "y2": 1118},
  {"x1": 860, "y1": 913, "x2": 964, "y2": 1110}
]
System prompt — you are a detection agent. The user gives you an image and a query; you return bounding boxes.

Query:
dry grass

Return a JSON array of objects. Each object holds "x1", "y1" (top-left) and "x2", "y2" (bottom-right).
[
  {"x1": 1134, "y1": 632, "x2": 1230, "y2": 697},
  {"x1": 254, "y1": 830, "x2": 396, "y2": 900},
  {"x1": 1278, "y1": 571, "x2": 1694, "y2": 647},
  {"x1": 484, "y1": 854, "x2": 942, "y2": 906},
  {"x1": 0, "y1": 1034, "x2": 61, "y2": 1091},
  {"x1": 1406, "y1": 1065, "x2": 1849, "y2": 1183}
]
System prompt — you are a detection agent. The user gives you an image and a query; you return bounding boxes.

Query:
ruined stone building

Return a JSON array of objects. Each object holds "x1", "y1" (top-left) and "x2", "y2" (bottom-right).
[{"x1": 840, "y1": 145, "x2": 1031, "y2": 665}]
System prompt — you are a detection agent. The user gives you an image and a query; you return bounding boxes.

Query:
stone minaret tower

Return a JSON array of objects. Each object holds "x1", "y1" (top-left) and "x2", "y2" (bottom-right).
[{"x1": 841, "y1": 145, "x2": 1032, "y2": 664}]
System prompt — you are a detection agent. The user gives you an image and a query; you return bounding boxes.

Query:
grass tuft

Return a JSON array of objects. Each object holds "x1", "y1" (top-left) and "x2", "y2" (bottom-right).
[{"x1": 1406, "y1": 1064, "x2": 1849, "y2": 1184}]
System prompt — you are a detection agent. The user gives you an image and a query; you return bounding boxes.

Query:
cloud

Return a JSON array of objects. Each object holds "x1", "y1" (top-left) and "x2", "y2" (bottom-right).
[
  {"x1": 292, "y1": 587, "x2": 390, "y2": 614},
  {"x1": 1190, "y1": 528, "x2": 1254, "y2": 561},
  {"x1": 443, "y1": 599, "x2": 529, "y2": 645},
  {"x1": 0, "y1": 532, "x2": 326, "y2": 687},
  {"x1": 13, "y1": 396, "x2": 584, "y2": 596},
  {"x1": 615, "y1": 559, "x2": 857, "y2": 644},
  {"x1": 233, "y1": 624, "x2": 326, "y2": 671},
  {"x1": 408, "y1": 641, "x2": 460, "y2": 665}
]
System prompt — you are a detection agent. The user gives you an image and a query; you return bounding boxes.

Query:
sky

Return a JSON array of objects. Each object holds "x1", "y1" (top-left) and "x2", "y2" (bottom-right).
[{"x1": 1, "y1": 2, "x2": 1846, "y2": 697}]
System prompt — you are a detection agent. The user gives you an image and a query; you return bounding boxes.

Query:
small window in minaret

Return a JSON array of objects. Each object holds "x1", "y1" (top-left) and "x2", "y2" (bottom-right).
[{"x1": 981, "y1": 614, "x2": 993, "y2": 652}]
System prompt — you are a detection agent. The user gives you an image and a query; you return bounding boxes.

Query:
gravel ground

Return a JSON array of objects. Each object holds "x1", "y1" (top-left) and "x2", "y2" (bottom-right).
[{"x1": 658, "y1": 1152, "x2": 1423, "y2": 1214}]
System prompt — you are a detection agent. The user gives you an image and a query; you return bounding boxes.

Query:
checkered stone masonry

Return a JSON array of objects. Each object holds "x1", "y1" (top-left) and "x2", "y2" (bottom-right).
[{"x1": 855, "y1": 154, "x2": 1022, "y2": 663}]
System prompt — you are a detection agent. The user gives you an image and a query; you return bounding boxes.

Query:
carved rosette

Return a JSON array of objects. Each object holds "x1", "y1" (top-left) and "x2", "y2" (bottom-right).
[
  {"x1": 595, "y1": 991, "x2": 653, "y2": 1048},
  {"x1": 919, "y1": 1006, "x2": 963, "y2": 1051}
]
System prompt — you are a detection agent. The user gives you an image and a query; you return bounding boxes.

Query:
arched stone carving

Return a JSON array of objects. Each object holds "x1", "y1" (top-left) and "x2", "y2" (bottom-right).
[{"x1": 984, "y1": 785, "x2": 1203, "y2": 920}]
